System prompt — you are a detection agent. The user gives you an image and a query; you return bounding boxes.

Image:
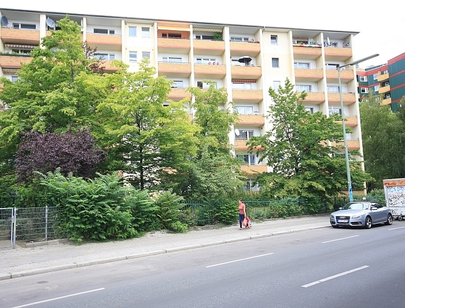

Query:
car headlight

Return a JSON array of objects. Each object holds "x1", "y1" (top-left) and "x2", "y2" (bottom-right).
[{"x1": 351, "y1": 215, "x2": 363, "y2": 219}]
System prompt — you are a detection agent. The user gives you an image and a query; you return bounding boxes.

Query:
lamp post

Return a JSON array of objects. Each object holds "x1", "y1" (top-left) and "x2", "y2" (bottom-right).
[{"x1": 337, "y1": 53, "x2": 379, "y2": 202}]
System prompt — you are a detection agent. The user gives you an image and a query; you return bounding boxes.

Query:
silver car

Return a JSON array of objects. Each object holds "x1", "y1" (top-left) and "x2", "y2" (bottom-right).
[{"x1": 330, "y1": 201, "x2": 393, "y2": 229}]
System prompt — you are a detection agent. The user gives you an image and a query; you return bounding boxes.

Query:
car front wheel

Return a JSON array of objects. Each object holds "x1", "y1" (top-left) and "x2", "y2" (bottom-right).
[
  {"x1": 386, "y1": 214, "x2": 393, "y2": 225},
  {"x1": 364, "y1": 216, "x2": 372, "y2": 229}
]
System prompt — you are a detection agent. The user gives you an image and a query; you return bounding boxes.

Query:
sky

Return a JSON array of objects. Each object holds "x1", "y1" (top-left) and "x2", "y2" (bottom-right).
[{"x1": 1, "y1": 0, "x2": 405, "y2": 68}]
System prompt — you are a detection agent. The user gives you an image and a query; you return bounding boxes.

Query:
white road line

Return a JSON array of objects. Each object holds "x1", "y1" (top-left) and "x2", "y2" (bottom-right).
[
  {"x1": 388, "y1": 226, "x2": 405, "y2": 231},
  {"x1": 322, "y1": 235, "x2": 359, "y2": 244},
  {"x1": 206, "y1": 253, "x2": 274, "y2": 268},
  {"x1": 12, "y1": 288, "x2": 105, "y2": 308},
  {"x1": 301, "y1": 265, "x2": 369, "y2": 288}
]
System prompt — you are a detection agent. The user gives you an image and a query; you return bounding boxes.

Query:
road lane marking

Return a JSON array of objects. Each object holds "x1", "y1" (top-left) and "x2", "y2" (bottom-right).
[
  {"x1": 301, "y1": 265, "x2": 369, "y2": 288},
  {"x1": 206, "y1": 253, "x2": 274, "y2": 268},
  {"x1": 322, "y1": 235, "x2": 359, "y2": 244},
  {"x1": 12, "y1": 288, "x2": 105, "y2": 308},
  {"x1": 388, "y1": 226, "x2": 405, "y2": 231}
]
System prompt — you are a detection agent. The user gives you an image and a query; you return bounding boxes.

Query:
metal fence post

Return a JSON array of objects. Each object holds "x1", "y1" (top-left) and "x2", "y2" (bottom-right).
[
  {"x1": 45, "y1": 205, "x2": 48, "y2": 241},
  {"x1": 12, "y1": 207, "x2": 17, "y2": 249}
]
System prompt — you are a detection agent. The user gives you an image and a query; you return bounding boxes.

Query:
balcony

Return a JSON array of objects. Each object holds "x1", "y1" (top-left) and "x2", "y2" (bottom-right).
[
  {"x1": 100, "y1": 60, "x2": 119, "y2": 72},
  {"x1": 157, "y1": 38, "x2": 190, "y2": 53},
  {"x1": 294, "y1": 68, "x2": 323, "y2": 81},
  {"x1": 231, "y1": 65, "x2": 262, "y2": 79},
  {"x1": 325, "y1": 68, "x2": 354, "y2": 82},
  {"x1": 300, "y1": 92, "x2": 325, "y2": 104},
  {"x1": 328, "y1": 93, "x2": 356, "y2": 105},
  {"x1": 380, "y1": 98, "x2": 392, "y2": 106},
  {"x1": 324, "y1": 47, "x2": 353, "y2": 61},
  {"x1": 347, "y1": 140, "x2": 360, "y2": 150},
  {"x1": 194, "y1": 63, "x2": 226, "y2": 79},
  {"x1": 293, "y1": 45, "x2": 322, "y2": 59},
  {"x1": 86, "y1": 33, "x2": 122, "y2": 51},
  {"x1": 0, "y1": 54, "x2": 32, "y2": 69},
  {"x1": 335, "y1": 116, "x2": 358, "y2": 127},
  {"x1": 158, "y1": 62, "x2": 191, "y2": 78},
  {"x1": 377, "y1": 73, "x2": 389, "y2": 82},
  {"x1": 0, "y1": 28, "x2": 40, "y2": 45},
  {"x1": 234, "y1": 139, "x2": 250, "y2": 151},
  {"x1": 232, "y1": 89, "x2": 263, "y2": 103},
  {"x1": 379, "y1": 85, "x2": 390, "y2": 94},
  {"x1": 167, "y1": 88, "x2": 191, "y2": 101},
  {"x1": 236, "y1": 114, "x2": 265, "y2": 127},
  {"x1": 193, "y1": 40, "x2": 225, "y2": 56},
  {"x1": 230, "y1": 41, "x2": 261, "y2": 57},
  {"x1": 240, "y1": 164, "x2": 267, "y2": 175}
]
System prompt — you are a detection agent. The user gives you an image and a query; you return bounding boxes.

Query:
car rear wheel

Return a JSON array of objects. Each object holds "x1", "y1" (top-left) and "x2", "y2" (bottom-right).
[
  {"x1": 364, "y1": 216, "x2": 372, "y2": 229},
  {"x1": 386, "y1": 214, "x2": 393, "y2": 225}
]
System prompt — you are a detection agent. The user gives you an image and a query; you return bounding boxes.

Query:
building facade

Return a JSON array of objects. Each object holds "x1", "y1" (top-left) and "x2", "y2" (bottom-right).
[
  {"x1": 0, "y1": 8, "x2": 364, "y2": 190},
  {"x1": 357, "y1": 52, "x2": 405, "y2": 111}
]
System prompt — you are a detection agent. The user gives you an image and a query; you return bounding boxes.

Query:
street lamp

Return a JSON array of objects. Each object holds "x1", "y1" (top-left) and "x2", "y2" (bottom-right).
[{"x1": 337, "y1": 53, "x2": 379, "y2": 202}]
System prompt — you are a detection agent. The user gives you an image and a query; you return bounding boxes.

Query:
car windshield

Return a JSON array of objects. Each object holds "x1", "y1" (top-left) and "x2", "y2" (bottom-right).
[{"x1": 346, "y1": 203, "x2": 368, "y2": 210}]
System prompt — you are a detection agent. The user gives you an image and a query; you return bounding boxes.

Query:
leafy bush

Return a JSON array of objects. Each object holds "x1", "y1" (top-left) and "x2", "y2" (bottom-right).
[{"x1": 154, "y1": 191, "x2": 188, "y2": 232}]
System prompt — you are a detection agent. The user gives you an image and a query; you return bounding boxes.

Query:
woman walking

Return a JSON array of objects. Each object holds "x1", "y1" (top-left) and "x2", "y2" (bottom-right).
[{"x1": 238, "y1": 200, "x2": 246, "y2": 229}]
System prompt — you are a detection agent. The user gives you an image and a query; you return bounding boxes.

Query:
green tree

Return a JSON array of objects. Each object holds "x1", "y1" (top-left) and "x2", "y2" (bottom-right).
[
  {"x1": 96, "y1": 61, "x2": 198, "y2": 190},
  {"x1": 248, "y1": 79, "x2": 369, "y2": 203},
  {"x1": 169, "y1": 83, "x2": 243, "y2": 200},
  {"x1": 360, "y1": 94, "x2": 405, "y2": 189}
]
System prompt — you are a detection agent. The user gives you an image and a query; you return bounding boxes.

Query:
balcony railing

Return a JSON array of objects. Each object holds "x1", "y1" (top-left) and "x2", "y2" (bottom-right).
[
  {"x1": 0, "y1": 28, "x2": 40, "y2": 45},
  {"x1": 230, "y1": 41, "x2": 261, "y2": 57},
  {"x1": 0, "y1": 54, "x2": 32, "y2": 69},
  {"x1": 158, "y1": 62, "x2": 191, "y2": 78}
]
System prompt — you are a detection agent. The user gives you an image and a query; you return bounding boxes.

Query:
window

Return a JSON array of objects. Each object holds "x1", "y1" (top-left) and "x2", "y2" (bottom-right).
[
  {"x1": 129, "y1": 51, "x2": 137, "y2": 63},
  {"x1": 327, "y1": 85, "x2": 340, "y2": 93},
  {"x1": 162, "y1": 32, "x2": 182, "y2": 38},
  {"x1": 326, "y1": 63, "x2": 339, "y2": 70},
  {"x1": 195, "y1": 57, "x2": 218, "y2": 64},
  {"x1": 270, "y1": 35, "x2": 278, "y2": 45},
  {"x1": 230, "y1": 36, "x2": 250, "y2": 42},
  {"x1": 374, "y1": 85, "x2": 380, "y2": 92},
  {"x1": 304, "y1": 106, "x2": 315, "y2": 114},
  {"x1": 329, "y1": 107, "x2": 342, "y2": 116},
  {"x1": 94, "y1": 28, "x2": 115, "y2": 35},
  {"x1": 141, "y1": 27, "x2": 150, "y2": 38},
  {"x1": 235, "y1": 106, "x2": 257, "y2": 115},
  {"x1": 172, "y1": 80, "x2": 184, "y2": 88},
  {"x1": 272, "y1": 58, "x2": 279, "y2": 68},
  {"x1": 296, "y1": 84, "x2": 312, "y2": 92},
  {"x1": 129, "y1": 26, "x2": 137, "y2": 37},
  {"x1": 359, "y1": 76, "x2": 368, "y2": 82},
  {"x1": 360, "y1": 87, "x2": 369, "y2": 94},
  {"x1": 235, "y1": 129, "x2": 255, "y2": 140},
  {"x1": 10, "y1": 75, "x2": 19, "y2": 82},
  {"x1": 294, "y1": 61, "x2": 311, "y2": 69},
  {"x1": 142, "y1": 51, "x2": 151, "y2": 60},
  {"x1": 373, "y1": 73, "x2": 378, "y2": 80},
  {"x1": 94, "y1": 53, "x2": 116, "y2": 60},
  {"x1": 236, "y1": 154, "x2": 258, "y2": 165},
  {"x1": 161, "y1": 56, "x2": 183, "y2": 63},
  {"x1": 13, "y1": 23, "x2": 36, "y2": 30}
]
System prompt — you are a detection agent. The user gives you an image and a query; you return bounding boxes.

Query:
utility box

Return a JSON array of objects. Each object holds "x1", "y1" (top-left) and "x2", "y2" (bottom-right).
[{"x1": 383, "y1": 178, "x2": 405, "y2": 220}]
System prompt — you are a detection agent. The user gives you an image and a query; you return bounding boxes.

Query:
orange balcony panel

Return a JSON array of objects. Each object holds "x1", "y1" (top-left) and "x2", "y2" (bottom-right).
[
  {"x1": 230, "y1": 41, "x2": 261, "y2": 57},
  {"x1": 100, "y1": 60, "x2": 119, "y2": 72},
  {"x1": 293, "y1": 46, "x2": 322, "y2": 59},
  {"x1": 237, "y1": 114, "x2": 265, "y2": 127},
  {"x1": 157, "y1": 38, "x2": 190, "y2": 52},
  {"x1": 86, "y1": 33, "x2": 122, "y2": 50},
  {"x1": 194, "y1": 63, "x2": 226, "y2": 78},
  {"x1": 240, "y1": 164, "x2": 267, "y2": 175},
  {"x1": 193, "y1": 40, "x2": 225, "y2": 55},
  {"x1": 377, "y1": 73, "x2": 389, "y2": 82},
  {"x1": 168, "y1": 88, "x2": 191, "y2": 101},
  {"x1": 231, "y1": 66, "x2": 262, "y2": 79},
  {"x1": 158, "y1": 62, "x2": 191, "y2": 78},
  {"x1": 234, "y1": 139, "x2": 250, "y2": 151},
  {"x1": 232, "y1": 89, "x2": 263, "y2": 103},
  {"x1": 328, "y1": 93, "x2": 356, "y2": 105},
  {"x1": 335, "y1": 116, "x2": 358, "y2": 127},
  {"x1": 324, "y1": 47, "x2": 353, "y2": 61},
  {"x1": 0, "y1": 28, "x2": 40, "y2": 44},
  {"x1": 325, "y1": 68, "x2": 354, "y2": 82},
  {"x1": 379, "y1": 85, "x2": 390, "y2": 94},
  {"x1": 294, "y1": 68, "x2": 323, "y2": 81},
  {"x1": 0, "y1": 55, "x2": 32, "y2": 69},
  {"x1": 381, "y1": 98, "x2": 392, "y2": 106},
  {"x1": 301, "y1": 92, "x2": 325, "y2": 104},
  {"x1": 347, "y1": 140, "x2": 360, "y2": 150}
]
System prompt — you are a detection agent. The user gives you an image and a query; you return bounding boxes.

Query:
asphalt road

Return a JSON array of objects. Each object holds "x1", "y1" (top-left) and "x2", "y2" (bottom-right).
[{"x1": 0, "y1": 221, "x2": 405, "y2": 308}]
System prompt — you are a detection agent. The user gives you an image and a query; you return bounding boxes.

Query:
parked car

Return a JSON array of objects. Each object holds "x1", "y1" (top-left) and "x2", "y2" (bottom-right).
[{"x1": 330, "y1": 201, "x2": 393, "y2": 229}]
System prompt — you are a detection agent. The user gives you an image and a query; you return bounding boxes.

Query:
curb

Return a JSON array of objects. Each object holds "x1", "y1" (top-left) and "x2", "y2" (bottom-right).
[{"x1": 0, "y1": 223, "x2": 330, "y2": 281}]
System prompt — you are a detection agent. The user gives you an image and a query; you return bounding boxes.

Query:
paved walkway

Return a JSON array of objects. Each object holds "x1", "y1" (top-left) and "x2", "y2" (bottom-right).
[{"x1": 0, "y1": 215, "x2": 330, "y2": 280}]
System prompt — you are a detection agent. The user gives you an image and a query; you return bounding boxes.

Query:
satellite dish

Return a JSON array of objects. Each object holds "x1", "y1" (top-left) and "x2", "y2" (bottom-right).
[
  {"x1": 46, "y1": 17, "x2": 56, "y2": 29},
  {"x1": 238, "y1": 56, "x2": 252, "y2": 66},
  {"x1": 1, "y1": 16, "x2": 9, "y2": 27},
  {"x1": 234, "y1": 129, "x2": 240, "y2": 136}
]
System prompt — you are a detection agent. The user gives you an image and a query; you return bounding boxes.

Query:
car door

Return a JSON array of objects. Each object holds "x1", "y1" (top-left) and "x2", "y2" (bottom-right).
[{"x1": 372, "y1": 203, "x2": 387, "y2": 222}]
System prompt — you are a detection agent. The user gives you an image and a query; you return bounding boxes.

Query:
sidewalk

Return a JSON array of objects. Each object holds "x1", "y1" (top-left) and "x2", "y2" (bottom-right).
[{"x1": 0, "y1": 215, "x2": 330, "y2": 281}]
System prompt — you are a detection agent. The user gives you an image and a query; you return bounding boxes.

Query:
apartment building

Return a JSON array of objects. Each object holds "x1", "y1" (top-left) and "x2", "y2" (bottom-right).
[
  {"x1": 0, "y1": 8, "x2": 364, "y2": 190},
  {"x1": 357, "y1": 52, "x2": 405, "y2": 111}
]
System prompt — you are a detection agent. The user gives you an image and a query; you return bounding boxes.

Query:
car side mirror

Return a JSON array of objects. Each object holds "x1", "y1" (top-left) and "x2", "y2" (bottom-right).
[{"x1": 339, "y1": 207, "x2": 343, "y2": 210}]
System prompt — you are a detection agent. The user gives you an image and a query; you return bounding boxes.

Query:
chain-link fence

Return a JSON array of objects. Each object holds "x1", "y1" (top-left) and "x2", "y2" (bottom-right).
[{"x1": 0, "y1": 206, "x2": 59, "y2": 249}]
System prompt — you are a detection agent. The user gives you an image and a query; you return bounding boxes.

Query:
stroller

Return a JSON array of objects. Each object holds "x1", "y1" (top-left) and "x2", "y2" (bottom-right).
[{"x1": 242, "y1": 216, "x2": 252, "y2": 228}]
